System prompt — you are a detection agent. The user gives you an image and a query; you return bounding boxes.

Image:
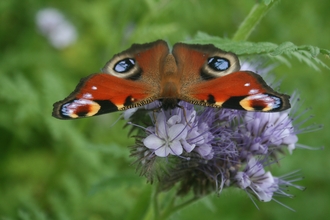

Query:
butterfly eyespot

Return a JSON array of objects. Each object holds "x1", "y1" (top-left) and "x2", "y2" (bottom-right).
[
  {"x1": 114, "y1": 58, "x2": 135, "y2": 73},
  {"x1": 201, "y1": 52, "x2": 240, "y2": 79},
  {"x1": 207, "y1": 57, "x2": 230, "y2": 71},
  {"x1": 103, "y1": 55, "x2": 141, "y2": 79}
]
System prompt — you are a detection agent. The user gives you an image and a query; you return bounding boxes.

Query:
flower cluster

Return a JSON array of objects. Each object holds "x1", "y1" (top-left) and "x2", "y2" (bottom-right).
[{"x1": 126, "y1": 66, "x2": 315, "y2": 207}]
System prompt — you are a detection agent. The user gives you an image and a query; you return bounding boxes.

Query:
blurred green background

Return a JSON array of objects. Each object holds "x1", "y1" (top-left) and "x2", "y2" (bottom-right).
[{"x1": 1, "y1": 0, "x2": 329, "y2": 219}]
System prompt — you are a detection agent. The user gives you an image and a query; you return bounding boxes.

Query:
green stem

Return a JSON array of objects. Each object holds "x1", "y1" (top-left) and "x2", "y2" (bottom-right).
[
  {"x1": 153, "y1": 185, "x2": 160, "y2": 219},
  {"x1": 149, "y1": 184, "x2": 202, "y2": 220},
  {"x1": 159, "y1": 196, "x2": 200, "y2": 220},
  {"x1": 140, "y1": 185, "x2": 159, "y2": 220},
  {"x1": 158, "y1": 193, "x2": 177, "y2": 220},
  {"x1": 232, "y1": 0, "x2": 278, "y2": 41}
]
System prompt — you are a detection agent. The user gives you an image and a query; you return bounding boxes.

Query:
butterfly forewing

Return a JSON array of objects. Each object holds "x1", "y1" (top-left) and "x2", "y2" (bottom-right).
[
  {"x1": 52, "y1": 73, "x2": 157, "y2": 119},
  {"x1": 52, "y1": 40, "x2": 170, "y2": 119}
]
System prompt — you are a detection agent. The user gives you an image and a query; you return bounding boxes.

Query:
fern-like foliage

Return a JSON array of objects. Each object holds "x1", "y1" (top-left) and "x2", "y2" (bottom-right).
[{"x1": 187, "y1": 32, "x2": 330, "y2": 71}]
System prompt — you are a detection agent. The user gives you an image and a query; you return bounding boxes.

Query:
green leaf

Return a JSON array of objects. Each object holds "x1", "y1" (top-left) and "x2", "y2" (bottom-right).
[{"x1": 187, "y1": 33, "x2": 330, "y2": 70}]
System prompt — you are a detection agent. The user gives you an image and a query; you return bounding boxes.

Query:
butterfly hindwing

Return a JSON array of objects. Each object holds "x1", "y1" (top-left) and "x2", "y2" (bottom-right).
[{"x1": 182, "y1": 71, "x2": 290, "y2": 111}]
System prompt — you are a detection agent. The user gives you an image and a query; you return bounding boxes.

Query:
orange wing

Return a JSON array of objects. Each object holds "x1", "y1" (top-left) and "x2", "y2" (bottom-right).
[
  {"x1": 52, "y1": 40, "x2": 169, "y2": 119},
  {"x1": 52, "y1": 73, "x2": 157, "y2": 119},
  {"x1": 183, "y1": 71, "x2": 290, "y2": 111},
  {"x1": 172, "y1": 42, "x2": 290, "y2": 112}
]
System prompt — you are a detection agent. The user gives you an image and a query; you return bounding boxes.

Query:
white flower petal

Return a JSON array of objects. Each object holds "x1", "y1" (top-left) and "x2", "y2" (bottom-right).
[
  {"x1": 123, "y1": 108, "x2": 139, "y2": 120},
  {"x1": 287, "y1": 143, "x2": 296, "y2": 154},
  {"x1": 235, "y1": 172, "x2": 251, "y2": 189},
  {"x1": 168, "y1": 124, "x2": 187, "y2": 140},
  {"x1": 282, "y1": 135, "x2": 298, "y2": 145},
  {"x1": 143, "y1": 135, "x2": 164, "y2": 150},
  {"x1": 187, "y1": 127, "x2": 204, "y2": 145},
  {"x1": 154, "y1": 146, "x2": 170, "y2": 157},
  {"x1": 155, "y1": 113, "x2": 168, "y2": 138},
  {"x1": 167, "y1": 115, "x2": 181, "y2": 126},
  {"x1": 195, "y1": 144, "x2": 212, "y2": 157},
  {"x1": 169, "y1": 140, "x2": 183, "y2": 155},
  {"x1": 252, "y1": 172, "x2": 276, "y2": 202},
  {"x1": 181, "y1": 139, "x2": 195, "y2": 152}
]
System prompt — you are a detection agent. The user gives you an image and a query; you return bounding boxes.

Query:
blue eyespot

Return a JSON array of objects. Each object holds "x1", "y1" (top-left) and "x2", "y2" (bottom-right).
[
  {"x1": 207, "y1": 57, "x2": 230, "y2": 71},
  {"x1": 114, "y1": 58, "x2": 135, "y2": 73}
]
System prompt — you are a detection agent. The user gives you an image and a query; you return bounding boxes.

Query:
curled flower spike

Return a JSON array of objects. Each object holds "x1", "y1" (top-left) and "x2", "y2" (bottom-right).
[
  {"x1": 126, "y1": 63, "x2": 319, "y2": 209},
  {"x1": 236, "y1": 109, "x2": 298, "y2": 162},
  {"x1": 235, "y1": 158, "x2": 278, "y2": 202}
]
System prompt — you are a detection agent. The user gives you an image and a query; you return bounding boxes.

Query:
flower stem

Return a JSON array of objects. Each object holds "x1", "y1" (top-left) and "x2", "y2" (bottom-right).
[
  {"x1": 152, "y1": 185, "x2": 160, "y2": 219},
  {"x1": 149, "y1": 183, "x2": 202, "y2": 220},
  {"x1": 232, "y1": 0, "x2": 278, "y2": 41},
  {"x1": 159, "y1": 196, "x2": 200, "y2": 220}
]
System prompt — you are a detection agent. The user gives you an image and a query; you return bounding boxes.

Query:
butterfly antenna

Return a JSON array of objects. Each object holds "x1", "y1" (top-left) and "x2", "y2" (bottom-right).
[
  {"x1": 177, "y1": 104, "x2": 192, "y2": 127},
  {"x1": 152, "y1": 109, "x2": 159, "y2": 135},
  {"x1": 152, "y1": 106, "x2": 163, "y2": 135}
]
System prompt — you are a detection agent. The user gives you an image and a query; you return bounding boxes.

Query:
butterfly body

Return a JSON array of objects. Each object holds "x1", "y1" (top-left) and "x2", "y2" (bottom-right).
[{"x1": 52, "y1": 40, "x2": 290, "y2": 119}]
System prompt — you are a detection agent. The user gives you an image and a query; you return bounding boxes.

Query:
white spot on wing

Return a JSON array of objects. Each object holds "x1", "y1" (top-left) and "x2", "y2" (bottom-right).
[
  {"x1": 248, "y1": 89, "x2": 259, "y2": 95},
  {"x1": 244, "y1": 83, "x2": 250, "y2": 87},
  {"x1": 92, "y1": 86, "x2": 97, "y2": 90},
  {"x1": 61, "y1": 99, "x2": 96, "y2": 116},
  {"x1": 245, "y1": 94, "x2": 281, "y2": 108},
  {"x1": 83, "y1": 93, "x2": 93, "y2": 99}
]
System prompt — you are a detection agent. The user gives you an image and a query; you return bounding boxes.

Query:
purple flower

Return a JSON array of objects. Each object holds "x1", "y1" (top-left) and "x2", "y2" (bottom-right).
[
  {"x1": 143, "y1": 112, "x2": 189, "y2": 157},
  {"x1": 236, "y1": 110, "x2": 298, "y2": 161},
  {"x1": 126, "y1": 64, "x2": 318, "y2": 209},
  {"x1": 138, "y1": 102, "x2": 215, "y2": 159},
  {"x1": 235, "y1": 158, "x2": 279, "y2": 202}
]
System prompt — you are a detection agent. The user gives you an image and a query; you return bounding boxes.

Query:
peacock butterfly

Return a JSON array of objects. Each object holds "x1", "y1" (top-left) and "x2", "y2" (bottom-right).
[{"x1": 52, "y1": 40, "x2": 290, "y2": 119}]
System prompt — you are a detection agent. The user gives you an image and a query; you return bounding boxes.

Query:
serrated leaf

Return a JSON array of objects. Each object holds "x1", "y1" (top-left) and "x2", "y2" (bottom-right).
[
  {"x1": 267, "y1": 54, "x2": 292, "y2": 67},
  {"x1": 271, "y1": 42, "x2": 297, "y2": 56},
  {"x1": 188, "y1": 32, "x2": 330, "y2": 70},
  {"x1": 291, "y1": 51, "x2": 320, "y2": 71},
  {"x1": 320, "y1": 48, "x2": 330, "y2": 55},
  {"x1": 299, "y1": 45, "x2": 320, "y2": 57}
]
